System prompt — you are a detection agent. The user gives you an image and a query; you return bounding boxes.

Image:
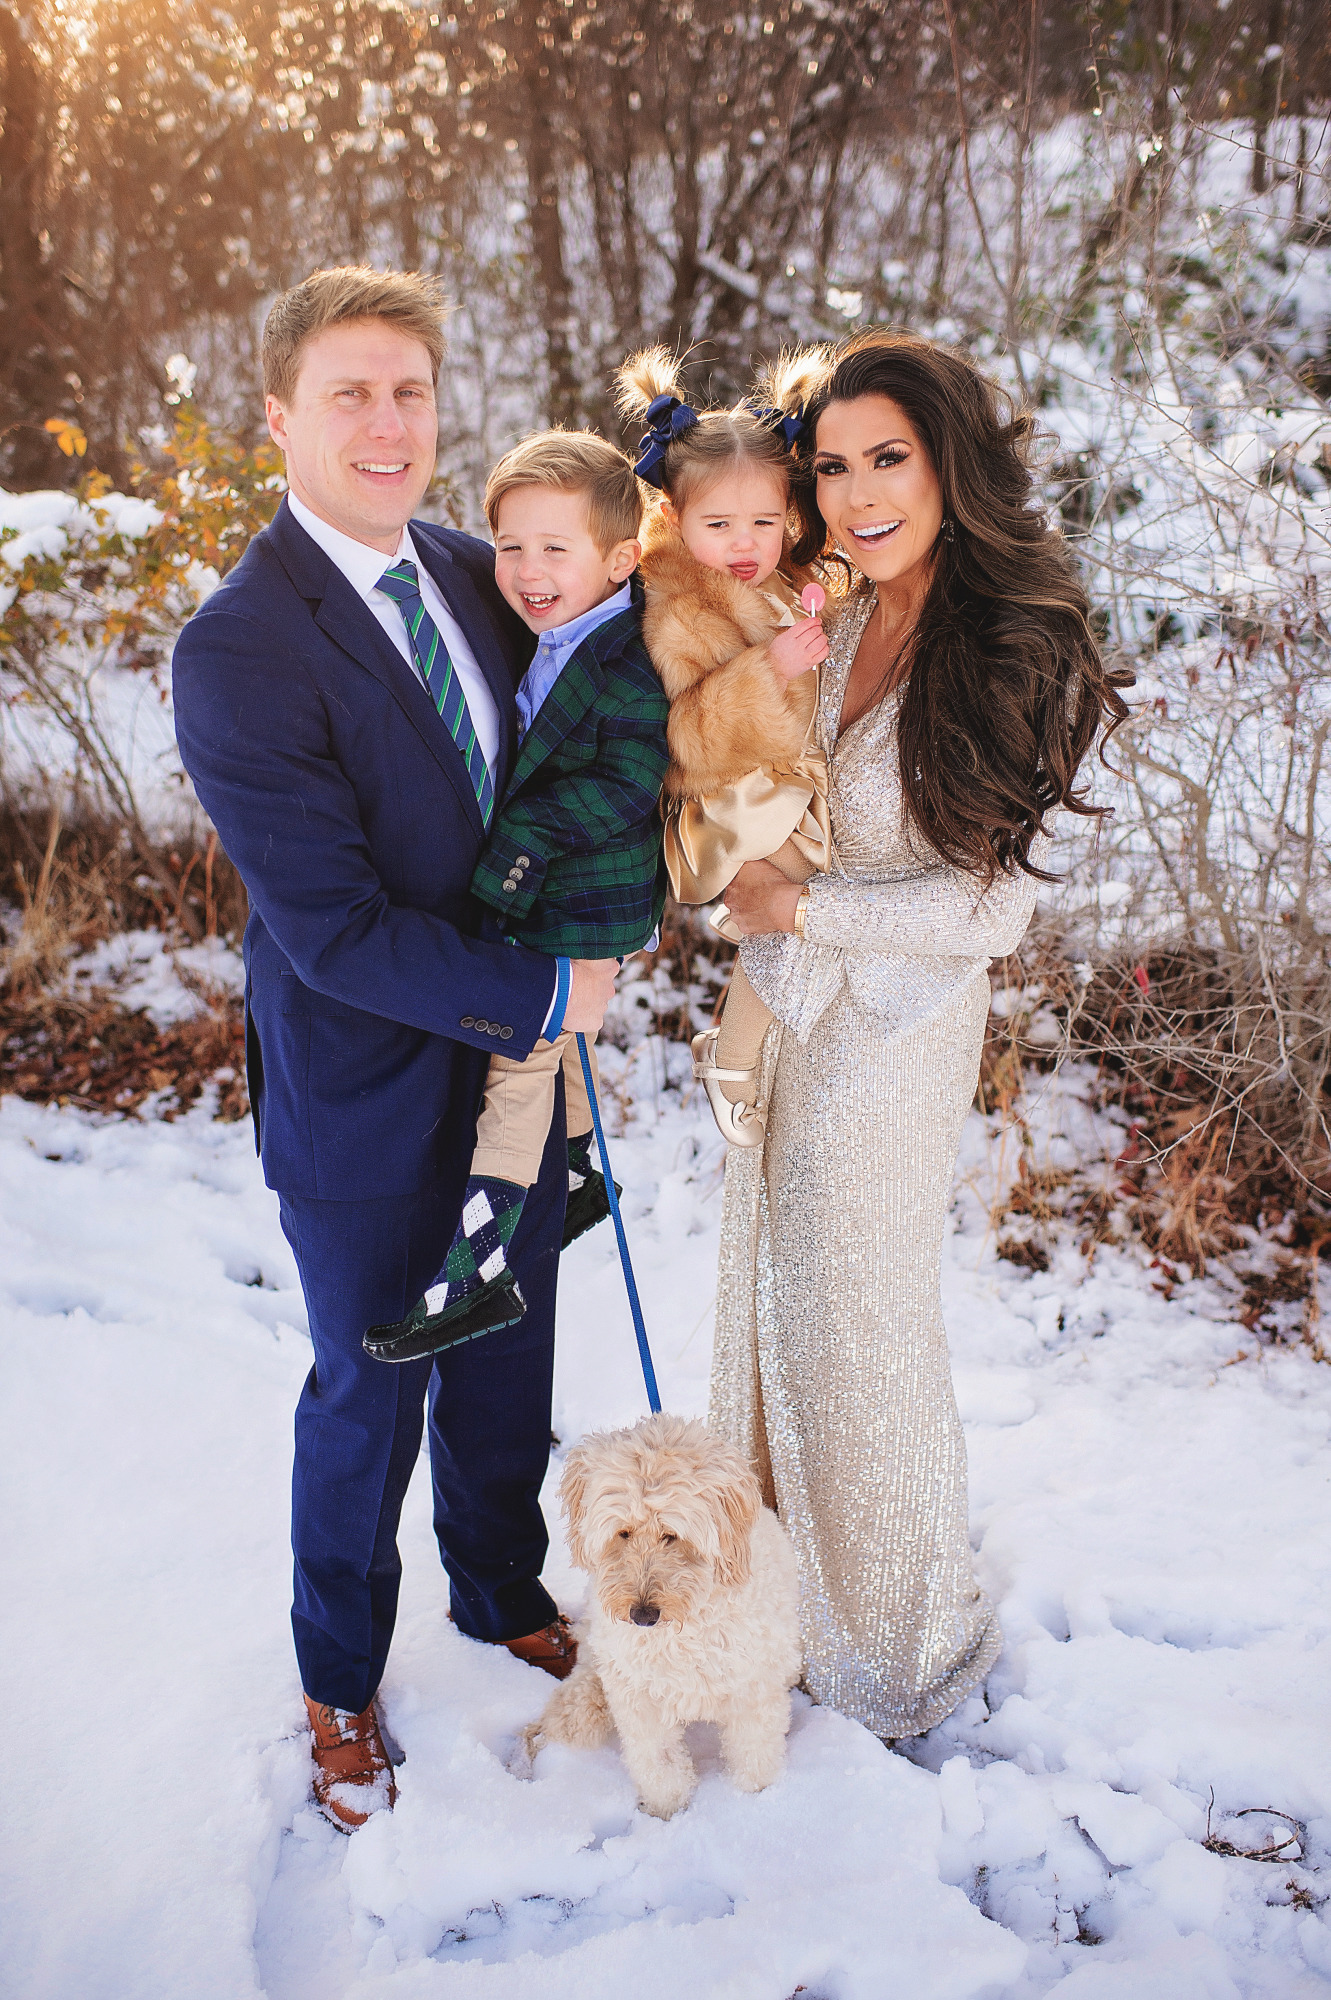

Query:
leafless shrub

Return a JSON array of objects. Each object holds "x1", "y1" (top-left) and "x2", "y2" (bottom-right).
[
  {"x1": 0, "y1": 800, "x2": 248, "y2": 998},
  {"x1": 978, "y1": 923, "x2": 1329, "y2": 1356},
  {"x1": 603, "y1": 901, "x2": 734, "y2": 1055}
]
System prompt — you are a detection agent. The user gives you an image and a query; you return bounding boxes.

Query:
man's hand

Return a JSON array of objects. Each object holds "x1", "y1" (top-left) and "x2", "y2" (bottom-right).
[
  {"x1": 769, "y1": 615, "x2": 828, "y2": 683},
  {"x1": 724, "y1": 859, "x2": 804, "y2": 936},
  {"x1": 563, "y1": 957, "x2": 620, "y2": 1034}
]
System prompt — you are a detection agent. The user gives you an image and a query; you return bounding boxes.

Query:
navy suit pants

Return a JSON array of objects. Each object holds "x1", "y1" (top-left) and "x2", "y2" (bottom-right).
[{"x1": 278, "y1": 1084, "x2": 567, "y2": 1713}]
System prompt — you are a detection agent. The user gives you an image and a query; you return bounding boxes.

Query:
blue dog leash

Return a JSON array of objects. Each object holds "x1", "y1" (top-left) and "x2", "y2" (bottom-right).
[{"x1": 575, "y1": 1031, "x2": 662, "y2": 1415}]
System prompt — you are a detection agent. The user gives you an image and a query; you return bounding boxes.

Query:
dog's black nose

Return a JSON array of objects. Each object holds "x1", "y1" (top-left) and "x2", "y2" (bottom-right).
[{"x1": 630, "y1": 1602, "x2": 660, "y2": 1627}]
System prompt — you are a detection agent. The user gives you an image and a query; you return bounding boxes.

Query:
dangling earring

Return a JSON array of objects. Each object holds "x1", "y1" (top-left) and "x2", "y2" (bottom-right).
[{"x1": 941, "y1": 517, "x2": 955, "y2": 542}]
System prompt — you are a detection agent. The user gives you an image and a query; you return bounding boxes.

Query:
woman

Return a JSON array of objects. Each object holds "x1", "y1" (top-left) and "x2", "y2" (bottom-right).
[{"x1": 710, "y1": 331, "x2": 1129, "y2": 1739}]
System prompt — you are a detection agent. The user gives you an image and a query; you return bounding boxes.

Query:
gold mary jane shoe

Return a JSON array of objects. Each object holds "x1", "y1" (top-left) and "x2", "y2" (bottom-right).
[{"x1": 691, "y1": 1026, "x2": 767, "y2": 1147}]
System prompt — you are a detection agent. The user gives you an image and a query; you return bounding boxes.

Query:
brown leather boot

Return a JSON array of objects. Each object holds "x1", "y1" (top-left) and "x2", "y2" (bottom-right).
[
  {"x1": 304, "y1": 1695, "x2": 398, "y2": 1833},
  {"x1": 500, "y1": 1614, "x2": 578, "y2": 1680}
]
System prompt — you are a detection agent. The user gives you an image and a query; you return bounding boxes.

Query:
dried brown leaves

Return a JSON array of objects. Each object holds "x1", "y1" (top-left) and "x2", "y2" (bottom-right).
[{"x1": 0, "y1": 985, "x2": 247, "y2": 1122}]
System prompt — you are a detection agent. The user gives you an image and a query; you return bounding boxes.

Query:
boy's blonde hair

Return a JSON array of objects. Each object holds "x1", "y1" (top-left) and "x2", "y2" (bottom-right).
[
  {"x1": 485, "y1": 430, "x2": 643, "y2": 554},
  {"x1": 262, "y1": 267, "x2": 446, "y2": 404}
]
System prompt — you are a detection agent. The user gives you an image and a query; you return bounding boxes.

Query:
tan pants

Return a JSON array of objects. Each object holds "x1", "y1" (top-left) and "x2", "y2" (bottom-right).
[
  {"x1": 471, "y1": 1030, "x2": 598, "y2": 1188},
  {"x1": 714, "y1": 835, "x2": 812, "y2": 1107}
]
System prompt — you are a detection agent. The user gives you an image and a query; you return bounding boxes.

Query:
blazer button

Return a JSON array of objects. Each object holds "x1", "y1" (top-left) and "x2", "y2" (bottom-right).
[
  {"x1": 501, "y1": 880, "x2": 517, "y2": 892},
  {"x1": 488, "y1": 1022, "x2": 502, "y2": 1036},
  {"x1": 499, "y1": 1026, "x2": 513, "y2": 1040},
  {"x1": 474, "y1": 1017, "x2": 489, "y2": 1032},
  {"x1": 460, "y1": 1015, "x2": 475, "y2": 1028},
  {"x1": 516, "y1": 855, "x2": 531, "y2": 868}
]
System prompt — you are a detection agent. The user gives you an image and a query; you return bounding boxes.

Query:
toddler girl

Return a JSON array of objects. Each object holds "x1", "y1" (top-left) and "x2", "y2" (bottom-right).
[{"x1": 616, "y1": 347, "x2": 832, "y2": 1144}]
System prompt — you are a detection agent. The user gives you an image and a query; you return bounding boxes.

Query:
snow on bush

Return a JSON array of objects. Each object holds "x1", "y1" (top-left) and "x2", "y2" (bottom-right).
[{"x1": 0, "y1": 411, "x2": 283, "y2": 834}]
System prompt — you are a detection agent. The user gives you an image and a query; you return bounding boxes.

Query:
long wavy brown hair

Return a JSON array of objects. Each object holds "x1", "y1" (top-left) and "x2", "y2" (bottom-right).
[{"x1": 777, "y1": 331, "x2": 1131, "y2": 882}]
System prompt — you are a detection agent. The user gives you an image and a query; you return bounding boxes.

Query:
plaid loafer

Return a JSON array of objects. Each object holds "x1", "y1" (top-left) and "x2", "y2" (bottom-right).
[{"x1": 363, "y1": 1269, "x2": 527, "y2": 1363}]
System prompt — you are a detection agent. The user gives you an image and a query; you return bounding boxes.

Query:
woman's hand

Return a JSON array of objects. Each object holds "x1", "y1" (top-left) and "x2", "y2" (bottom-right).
[
  {"x1": 769, "y1": 615, "x2": 828, "y2": 683},
  {"x1": 724, "y1": 859, "x2": 804, "y2": 936}
]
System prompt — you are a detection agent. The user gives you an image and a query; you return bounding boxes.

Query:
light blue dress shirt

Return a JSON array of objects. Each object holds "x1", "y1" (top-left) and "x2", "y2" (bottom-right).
[{"x1": 514, "y1": 582, "x2": 633, "y2": 739}]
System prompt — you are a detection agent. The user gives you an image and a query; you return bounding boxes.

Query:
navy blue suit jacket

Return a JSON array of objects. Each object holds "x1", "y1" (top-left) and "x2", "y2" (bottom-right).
[{"x1": 172, "y1": 498, "x2": 556, "y2": 1202}]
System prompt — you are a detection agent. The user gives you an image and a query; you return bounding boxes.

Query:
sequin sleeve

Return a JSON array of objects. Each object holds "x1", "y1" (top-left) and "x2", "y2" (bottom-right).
[{"x1": 801, "y1": 835, "x2": 1047, "y2": 959}]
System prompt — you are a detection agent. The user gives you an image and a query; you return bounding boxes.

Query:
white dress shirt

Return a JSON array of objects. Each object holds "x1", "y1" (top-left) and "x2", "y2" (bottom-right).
[
  {"x1": 287, "y1": 493, "x2": 500, "y2": 779},
  {"x1": 286, "y1": 493, "x2": 567, "y2": 1034}
]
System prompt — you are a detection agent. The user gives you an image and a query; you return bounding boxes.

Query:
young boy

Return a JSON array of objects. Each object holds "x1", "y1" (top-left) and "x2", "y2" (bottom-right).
[{"x1": 365, "y1": 433, "x2": 670, "y2": 1363}]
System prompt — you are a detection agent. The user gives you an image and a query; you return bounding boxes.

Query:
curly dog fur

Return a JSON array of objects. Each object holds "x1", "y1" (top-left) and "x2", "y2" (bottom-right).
[{"x1": 530, "y1": 1412, "x2": 802, "y2": 1819}]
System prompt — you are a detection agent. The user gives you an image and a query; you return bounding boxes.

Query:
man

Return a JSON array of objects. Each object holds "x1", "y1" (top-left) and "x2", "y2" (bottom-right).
[{"x1": 172, "y1": 267, "x2": 617, "y2": 1833}]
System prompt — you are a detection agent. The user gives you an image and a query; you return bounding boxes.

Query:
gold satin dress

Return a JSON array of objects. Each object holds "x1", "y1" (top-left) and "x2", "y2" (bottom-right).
[{"x1": 709, "y1": 586, "x2": 1043, "y2": 1739}]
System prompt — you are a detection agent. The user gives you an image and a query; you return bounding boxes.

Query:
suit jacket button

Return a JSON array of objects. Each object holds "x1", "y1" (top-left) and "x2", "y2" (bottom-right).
[
  {"x1": 488, "y1": 1022, "x2": 501, "y2": 1036},
  {"x1": 501, "y1": 880, "x2": 517, "y2": 892},
  {"x1": 516, "y1": 855, "x2": 531, "y2": 868},
  {"x1": 460, "y1": 1015, "x2": 475, "y2": 1028},
  {"x1": 499, "y1": 1026, "x2": 513, "y2": 1040},
  {"x1": 474, "y1": 1017, "x2": 489, "y2": 1031}
]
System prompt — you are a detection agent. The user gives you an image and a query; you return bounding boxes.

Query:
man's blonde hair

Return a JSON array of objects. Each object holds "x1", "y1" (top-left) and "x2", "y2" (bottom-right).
[
  {"x1": 262, "y1": 267, "x2": 446, "y2": 403},
  {"x1": 484, "y1": 431, "x2": 643, "y2": 554}
]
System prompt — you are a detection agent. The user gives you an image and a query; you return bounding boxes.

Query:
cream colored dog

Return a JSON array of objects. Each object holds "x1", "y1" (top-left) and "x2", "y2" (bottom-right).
[{"x1": 531, "y1": 1412, "x2": 801, "y2": 1819}]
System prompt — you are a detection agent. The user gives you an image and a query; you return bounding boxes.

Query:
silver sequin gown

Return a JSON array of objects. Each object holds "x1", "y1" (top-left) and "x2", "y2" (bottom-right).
[{"x1": 709, "y1": 585, "x2": 1044, "y2": 1739}]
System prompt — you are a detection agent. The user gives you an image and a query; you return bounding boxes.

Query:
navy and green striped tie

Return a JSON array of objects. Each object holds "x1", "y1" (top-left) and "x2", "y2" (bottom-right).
[{"x1": 378, "y1": 559, "x2": 495, "y2": 828}]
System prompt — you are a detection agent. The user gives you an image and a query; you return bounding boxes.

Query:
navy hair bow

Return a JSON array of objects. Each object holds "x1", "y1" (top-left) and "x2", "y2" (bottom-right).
[
  {"x1": 634, "y1": 392, "x2": 699, "y2": 488},
  {"x1": 746, "y1": 399, "x2": 805, "y2": 450}
]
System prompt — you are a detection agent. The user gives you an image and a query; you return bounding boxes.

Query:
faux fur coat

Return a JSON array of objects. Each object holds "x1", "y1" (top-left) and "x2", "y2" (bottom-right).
[{"x1": 638, "y1": 510, "x2": 819, "y2": 802}]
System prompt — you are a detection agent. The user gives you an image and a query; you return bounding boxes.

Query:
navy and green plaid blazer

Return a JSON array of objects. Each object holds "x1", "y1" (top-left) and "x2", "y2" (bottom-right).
[{"x1": 470, "y1": 582, "x2": 670, "y2": 956}]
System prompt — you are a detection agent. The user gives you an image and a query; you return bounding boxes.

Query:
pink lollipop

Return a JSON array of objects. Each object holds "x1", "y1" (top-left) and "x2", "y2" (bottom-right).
[{"x1": 800, "y1": 582, "x2": 826, "y2": 618}]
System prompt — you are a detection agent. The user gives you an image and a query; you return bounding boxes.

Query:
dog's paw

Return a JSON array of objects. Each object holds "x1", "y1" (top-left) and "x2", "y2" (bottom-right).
[
  {"x1": 721, "y1": 1710, "x2": 790, "y2": 1794},
  {"x1": 638, "y1": 1794, "x2": 691, "y2": 1820},
  {"x1": 728, "y1": 1763, "x2": 782, "y2": 1794},
  {"x1": 636, "y1": 1778, "x2": 697, "y2": 1820},
  {"x1": 505, "y1": 1722, "x2": 544, "y2": 1779}
]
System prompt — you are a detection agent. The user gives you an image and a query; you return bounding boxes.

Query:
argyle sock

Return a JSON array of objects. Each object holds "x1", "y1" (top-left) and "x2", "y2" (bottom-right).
[
  {"x1": 440, "y1": 1176, "x2": 526, "y2": 1298},
  {"x1": 567, "y1": 1130, "x2": 595, "y2": 1187}
]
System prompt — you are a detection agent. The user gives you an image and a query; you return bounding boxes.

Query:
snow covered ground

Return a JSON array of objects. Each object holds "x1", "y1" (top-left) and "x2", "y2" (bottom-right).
[{"x1": 3, "y1": 1021, "x2": 1330, "y2": 2000}]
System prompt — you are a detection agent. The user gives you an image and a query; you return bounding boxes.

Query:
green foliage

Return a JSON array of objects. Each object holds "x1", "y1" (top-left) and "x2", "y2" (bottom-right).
[
  {"x1": 117, "y1": 410, "x2": 286, "y2": 641},
  {"x1": 0, "y1": 411, "x2": 285, "y2": 938},
  {"x1": 1, "y1": 410, "x2": 284, "y2": 670}
]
